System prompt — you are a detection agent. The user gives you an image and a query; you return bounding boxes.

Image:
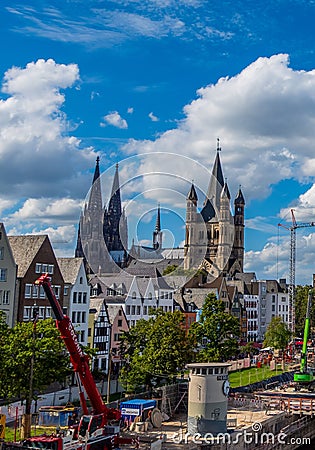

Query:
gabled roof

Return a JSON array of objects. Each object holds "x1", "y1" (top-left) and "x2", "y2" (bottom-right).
[
  {"x1": 107, "y1": 304, "x2": 125, "y2": 324},
  {"x1": 57, "y1": 257, "x2": 84, "y2": 285},
  {"x1": 8, "y1": 235, "x2": 47, "y2": 278},
  {"x1": 89, "y1": 298, "x2": 106, "y2": 320}
]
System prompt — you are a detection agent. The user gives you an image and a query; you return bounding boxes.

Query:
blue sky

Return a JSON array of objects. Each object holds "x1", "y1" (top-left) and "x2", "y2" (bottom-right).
[{"x1": 2, "y1": 1, "x2": 315, "y2": 284}]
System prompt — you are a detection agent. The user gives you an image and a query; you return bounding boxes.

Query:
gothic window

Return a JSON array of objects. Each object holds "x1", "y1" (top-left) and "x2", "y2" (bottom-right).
[{"x1": 132, "y1": 291, "x2": 136, "y2": 299}]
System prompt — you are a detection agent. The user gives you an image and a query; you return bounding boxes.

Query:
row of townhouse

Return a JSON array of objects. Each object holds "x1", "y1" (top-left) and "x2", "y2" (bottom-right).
[
  {"x1": 172, "y1": 272, "x2": 291, "y2": 344},
  {"x1": 0, "y1": 223, "x2": 90, "y2": 344},
  {"x1": 0, "y1": 223, "x2": 175, "y2": 374}
]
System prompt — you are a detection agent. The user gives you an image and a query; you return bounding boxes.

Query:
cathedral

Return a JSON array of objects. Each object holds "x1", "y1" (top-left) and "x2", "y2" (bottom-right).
[
  {"x1": 184, "y1": 140, "x2": 245, "y2": 279},
  {"x1": 75, "y1": 157, "x2": 128, "y2": 274},
  {"x1": 75, "y1": 144, "x2": 245, "y2": 279}
]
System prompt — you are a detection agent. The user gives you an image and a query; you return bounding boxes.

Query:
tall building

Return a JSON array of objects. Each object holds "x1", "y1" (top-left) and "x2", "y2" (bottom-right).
[
  {"x1": 75, "y1": 158, "x2": 128, "y2": 274},
  {"x1": 184, "y1": 140, "x2": 245, "y2": 279}
]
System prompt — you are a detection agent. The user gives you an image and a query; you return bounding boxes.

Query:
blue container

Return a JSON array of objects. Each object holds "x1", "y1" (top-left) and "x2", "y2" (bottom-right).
[{"x1": 120, "y1": 399, "x2": 156, "y2": 423}]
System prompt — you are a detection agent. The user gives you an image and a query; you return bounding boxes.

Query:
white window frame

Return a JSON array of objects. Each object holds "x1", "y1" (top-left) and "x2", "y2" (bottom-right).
[{"x1": 25, "y1": 284, "x2": 32, "y2": 298}]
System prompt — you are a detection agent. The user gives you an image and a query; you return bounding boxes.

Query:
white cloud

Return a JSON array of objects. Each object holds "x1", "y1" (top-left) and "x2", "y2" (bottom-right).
[
  {"x1": 0, "y1": 58, "x2": 96, "y2": 201},
  {"x1": 123, "y1": 54, "x2": 315, "y2": 204},
  {"x1": 148, "y1": 111, "x2": 159, "y2": 122},
  {"x1": 8, "y1": 198, "x2": 82, "y2": 222},
  {"x1": 100, "y1": 111, "x2": 128, "y2": 129}
]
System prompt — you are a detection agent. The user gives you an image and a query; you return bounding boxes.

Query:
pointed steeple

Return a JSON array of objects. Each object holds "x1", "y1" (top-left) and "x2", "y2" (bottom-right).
[
  {"x1": 187, "y1": 183, "x2": 198, "y2": 205},
  {"x1": 93, "y1": 156, "x2": 100, "y2": 183},
  {"x1": 88, "y1": 156, "x2": 103, "y2": 212},
  {"x1": 235, "y1": 186, "x2": 245, "y2": 205},
  {"x1": 221, "y1": 179, "x2": 231, "y2": 200},
  {"x1": 111, "y1": 163, "x2": 120, "y2": 198},
  {"x1": 155, "y1": 203, "x2": 161, "y2": 232},
  {"x1": 201, "y1": 139, "x2": 225, "y2": 222},
  {"x1": 153, "y1": 204, "x2": 163, "y2": 250}
]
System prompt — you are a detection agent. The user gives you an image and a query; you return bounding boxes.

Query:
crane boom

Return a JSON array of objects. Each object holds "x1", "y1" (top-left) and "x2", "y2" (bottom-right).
[{"x1": 35, "y1": 274, "x2": 109, "y2": 417}]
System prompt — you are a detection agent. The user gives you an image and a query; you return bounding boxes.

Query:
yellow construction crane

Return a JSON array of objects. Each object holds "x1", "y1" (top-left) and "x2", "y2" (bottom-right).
[{"x1": 278, "y1": 209, "x2": 315, "y2": 334}]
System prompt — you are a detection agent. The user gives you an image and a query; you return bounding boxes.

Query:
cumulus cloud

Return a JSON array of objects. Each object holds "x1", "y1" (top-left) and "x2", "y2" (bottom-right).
[
  {"x1": 100, "y1": 111, "x2": 128, "y2": 129},
  {"x1": 0, "y1": 58, "x2": 96, "y2": 201},
  {"x1": 8, "y1": 198, "x2": 82, "y2": 222},
  {"x1": 123, "y1": 54, "x2": 315, "y2": 203}
]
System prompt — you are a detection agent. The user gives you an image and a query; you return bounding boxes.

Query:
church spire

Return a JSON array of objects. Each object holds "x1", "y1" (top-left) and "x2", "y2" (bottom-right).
[
  {"x1": 88, "y1": 156, "x2": 103, "y2": 212},
  {"x1": 201, "y1": 140, "x2": 224, "y2": 222},
  {"x1": 153, "y1": 204, "x2": 163, "y2": 250}
]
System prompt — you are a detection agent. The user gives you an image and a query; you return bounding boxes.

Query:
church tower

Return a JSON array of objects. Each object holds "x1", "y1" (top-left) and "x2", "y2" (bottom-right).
[
  {"x1": 75, "y1": 159, "x2": 128, "y2": 273},
  {"x1": 103, "y1": 163, "x2": 128, "y2": 266},
  {"x1": 184, "y1": 141, "x2": 245, "y2": 278},
  {"x1": 75, "y1": 157, "x2": 109, "y2": 273}
]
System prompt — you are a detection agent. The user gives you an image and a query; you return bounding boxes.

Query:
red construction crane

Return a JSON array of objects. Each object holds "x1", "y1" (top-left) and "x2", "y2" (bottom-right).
[
  {"x1": 5, "y1": 274, "x2": 138, "y2": 450},
  {"x1": 278, "y1": 209, "x2": 315, "y2": 334}
]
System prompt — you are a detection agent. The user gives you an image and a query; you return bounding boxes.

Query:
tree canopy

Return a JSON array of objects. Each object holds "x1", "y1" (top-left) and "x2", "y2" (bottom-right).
[
  {"x1": 295, "y1": 285, "x2": 314, "y2": 337},
  {"x1": 189, "y1": 293, "x2": 240, "y2": 362},
  {"x1": 0, "y1": 318, "x2": 71, "y2": 412},
  {"x1": 119, "y1": 309, "x2": 193, "y2": 392},
  {"x1": 263, "y1": 316, "x2": 291, "y2": 351}
]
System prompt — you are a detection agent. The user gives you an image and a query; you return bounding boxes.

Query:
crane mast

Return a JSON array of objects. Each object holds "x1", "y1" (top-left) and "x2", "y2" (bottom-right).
[{"x1": 278, "y1": 209, "x2": 315, "y2": 334}]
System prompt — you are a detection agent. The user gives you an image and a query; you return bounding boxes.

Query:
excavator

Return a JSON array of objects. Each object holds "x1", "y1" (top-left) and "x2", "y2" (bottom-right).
[
  {"x1": 4, "y1": 274, "x2": 138, "y2": 450},
  {"x1": 293, "y1": 289, "x2": 315, "y2": 391}
]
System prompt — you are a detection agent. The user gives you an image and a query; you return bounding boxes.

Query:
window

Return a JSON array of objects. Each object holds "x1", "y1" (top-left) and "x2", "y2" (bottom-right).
[
  {"x1": 24, "y1": 307, "x2": 31, "y2": 320},
  {"x1": 32, "y1": 285, "x2": 39, "y2": 298},
  {"x1": 114, "y1": 333, "x2": 121, "y2": 341},
  {"x1": 77, "y1": 311, "x2": 81, "y2": 323},
  {"x1": 39, "y1": 307, "x2": 45, "y2": 318},
  {"x1": 48, "y1": 265, "x2": 54, "y2": 274},
  {"x1": 40, "y1": 285, "x2": 46, "y2": 298},
  {"x1": 143, "y1": 305, "x2": 148, "y2": 315},
  {"x1": 64, "y1": 286, "x2": 69, "y2": 296},
  {"x1": 3, "y1": 290, "x2": 9, "y2": 304},
  {"x1": 54, "y1": 286, "x2": 60, "y2": 299},
  {"x1": 35, "y1": 263, "x2": 41, "y2": 273},
  {"x1": 83, "y1": 293, "x2": 87, "y2": 304},
  {"x1": 25, "y1": 284, "x2": 32, "y2": 298},
  {"x1": 72, "y1": 312, "x2": 76, "y2": 323},
  {"x1": 78, "y1": 292, "x2": 82, "y2": 303},
  {"x1": 88, "y1": 328, "x2": 92, "y2": 337},
  {"x1": 46, "y1": 307, "x2": 52, "y2": 318},
  {"x1": 148, "y1": 293, "x2": 152, "y2": 300},
  {"x1": 126, "y1": 305, "x2": 130, "y2": 315},
  {"x1": 82, "y1": 312, "x2": 86, "y2": 323},
  {"x1": 0, "y1": 247, "x2": 4, "y2": 260},
  {"x1": 42, "y1": 264, "x2": 48, "y2": 273},
  {"x1": 131, "y1": 305, "x2": 136, "y2": 315},
  {"x1": 81, "y1": 330, "x2": 85, "y2": 342},
  {"x1": 79, "y1": 277, "x2": 83, "y2": 284},
  {"x1": 118, "y1": 319, "x2": 122, "y2": 327},
  {"x1": 73, "y1": 292, "x2": 77, "y2": 303},
  {"x1": 0, "y1": 269, "x2": 7, "y2": 282},
  {"x1": 136, "y1": 306, "x2": 141, "y2": 315},
  {"x1": 131, "y1": 291, "x2": 136, "y2": 299}
]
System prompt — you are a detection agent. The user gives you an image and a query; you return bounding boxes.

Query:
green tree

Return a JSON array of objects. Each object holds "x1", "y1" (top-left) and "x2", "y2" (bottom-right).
[
  {"x1": 189, "y1": 293, "x2": 240, "y2": 362},
  {"x1": 263, "y1": 316, "x2": 291, "y2": 352},
  {"x1": 119, "y1": 309, "x2": 193, "y2": 392},
  {"x1": 0, "y1": 318, "x2": 71, "y2": 437},
  {"x1": 295, "y1": 285, "x2": 313, "y2": 337}
]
